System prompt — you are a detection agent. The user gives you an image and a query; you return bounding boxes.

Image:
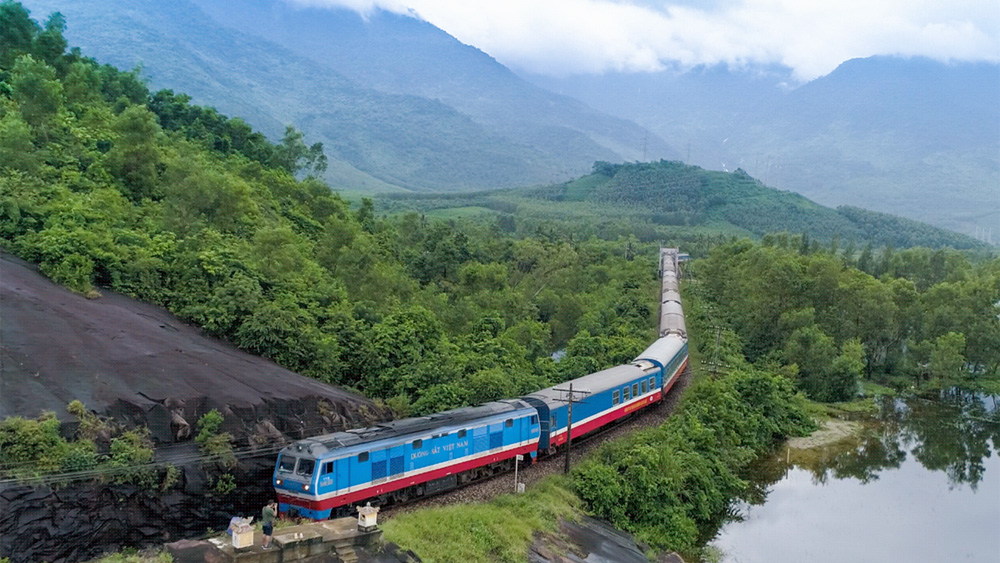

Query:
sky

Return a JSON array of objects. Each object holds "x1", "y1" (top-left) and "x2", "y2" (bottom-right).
[{"x1": 291, "y1": 0, "x2": 1000, "y2": 81}]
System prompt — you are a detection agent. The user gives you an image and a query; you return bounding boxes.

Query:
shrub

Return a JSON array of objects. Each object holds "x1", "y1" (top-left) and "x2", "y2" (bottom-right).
[
  {"x1": 214, "y1": 472, "x2": 236, "y2": 495},
  {"x1": 108, "y1": 428, "x2": 156, "y2": 486},
  {"x1": 0, "y1": 412, "x2": 70, "y2": 478},
  {"x1": 196, "y1": 409, "x2": 235, "y2": 467},
  {"x1": 40, "y1": 253, "x2": 94, "y2": 293}
]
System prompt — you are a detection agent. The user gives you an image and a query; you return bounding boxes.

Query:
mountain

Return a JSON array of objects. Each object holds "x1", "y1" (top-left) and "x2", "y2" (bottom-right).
[
  {"x1": 20, "y1": 0, "x2": 674, "y2": 191},
  {"x1": 526, "y1": 58, "x2": 1000, "y2": 240},
  {"x1": 379, "y1": 161, "x2": 987, "y2": 251},
  {"x1": 186, "y1": 0, "x2": 677, "y2": 169}
]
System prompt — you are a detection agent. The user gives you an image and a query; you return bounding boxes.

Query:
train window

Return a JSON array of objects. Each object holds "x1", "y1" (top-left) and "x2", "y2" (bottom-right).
[
  {"x1": 612, "y1": 390, "x2": 620, "y2": 405},
  {"x1": 623, "y1": 387, "x2": 630, "y2": 401},
  {"x1": 505, "y1": 419, "x2": 513, "y2": 428},
  {"x1": 413, "y1": 439, "x2": 423, "y2": 449},
  {"x1": 324, "y1": 462, "x2": 334, "y2": 475},
  {"x1": 649, "y1": 377, "x2": 656, "y2": 389},
  {"x1": 530, "y1": 415, "x2": 538, "y2": 424},
  {"x1": 551, "y1": 416, "x2": 556, "y2": 429},
  {"x1": 642, "y1": 380, "x2": 648, "y2": 394},
  {"x1": 278, "y1": 456, "x2": 296, "y2": 473},
  {"x1": 358, "y1": 452, "x2": 369, "y2": 463},
  {"x1": 296, "y1": 458, "x2": 315, "y2": 477},
  {"x1": 458, "y1": 429, "x2": 467, "y2": 438},
  {"x1": 632, "y1": 383, "x2": 639, "y2": 397}
]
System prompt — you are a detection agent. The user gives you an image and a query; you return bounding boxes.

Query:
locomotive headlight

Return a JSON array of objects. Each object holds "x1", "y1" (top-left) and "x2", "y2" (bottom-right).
[
  {"x1": 303, "y1": 484, "x2": 310, "y2": 491},
  {"x1": 276, "y1": 479, "x2": 283, "y2": 485}
]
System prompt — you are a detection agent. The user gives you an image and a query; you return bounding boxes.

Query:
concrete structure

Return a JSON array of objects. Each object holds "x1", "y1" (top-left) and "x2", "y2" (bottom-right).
[{"x1": 168, "y1": 517, "x2": 383, "y2": 563}]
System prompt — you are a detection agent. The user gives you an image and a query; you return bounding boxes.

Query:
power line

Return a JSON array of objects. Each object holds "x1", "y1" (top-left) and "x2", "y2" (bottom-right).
[
  {"x1": 0, "y1": 418, "x2": 358, "y2": 485},
  {"x1": 551, "y1": 382, "x2": 591, "y2": 474}
]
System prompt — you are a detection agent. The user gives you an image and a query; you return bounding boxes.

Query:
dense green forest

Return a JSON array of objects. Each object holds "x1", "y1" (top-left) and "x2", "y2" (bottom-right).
[
  {"x1": 0, "y1": 2, "x2": 663, "y2": 422},
  {"x1": 3, "y1": 6, "x2": 999, "y2": 560},
  {"x1": 377, "y1": 160, "x2": 988, "y2": 250},
  {"x1": 694, "y1": 240, "x2": 1000, "y2": 400},
  {"x1": 2, "y1": 2, "x2": 996, "y2": 417}
]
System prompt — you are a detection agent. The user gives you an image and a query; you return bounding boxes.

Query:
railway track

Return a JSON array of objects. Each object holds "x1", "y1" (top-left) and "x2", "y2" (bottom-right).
[{"x1": 381, "y1": 367, "x2": 693, "y2": 518}]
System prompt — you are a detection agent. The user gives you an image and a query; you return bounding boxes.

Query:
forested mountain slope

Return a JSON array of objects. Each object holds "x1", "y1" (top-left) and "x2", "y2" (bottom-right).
[
  {"x1": 187, "y1": 0, "x2": 678, "y2": 168},
  {"x1": 382, "y1": 161, "x2": 987, "y2": 251},
  {"x1": 0, "y1": 4, "x2": 670, "y2": 421},
  {"x1": 19, "y1": 0, "x2": 673, "y2": 191},
  {"x1": 528, "y1": 57, "x2": 1000, "y2": 239}
]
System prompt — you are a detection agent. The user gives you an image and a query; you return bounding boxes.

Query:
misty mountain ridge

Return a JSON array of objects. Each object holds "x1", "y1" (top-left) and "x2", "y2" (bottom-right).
[
  {"x1": 20, "y1": 0, "x2": 674, "y2": 192},
  {"x1": 187, "y1": 0, "x2": 678, "y2": 168},
  {"x1": 526, "y1": 56, "x2": 1000, "y2": 240},
  {"x1": 19, "y1": 0, "x2": 996, "y2": 240}
]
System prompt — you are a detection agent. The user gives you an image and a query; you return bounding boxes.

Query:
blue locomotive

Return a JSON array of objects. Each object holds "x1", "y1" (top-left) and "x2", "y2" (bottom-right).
[
  {"x1": 274, "y1": 400, "x2": 539, "y2": 518},
  {"x1": 275, "y1": 248, "x2": 688, "y2": 518}
]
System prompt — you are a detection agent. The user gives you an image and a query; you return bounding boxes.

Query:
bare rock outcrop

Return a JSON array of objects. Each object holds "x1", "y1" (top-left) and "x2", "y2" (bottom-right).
[{"x1": 0, "y1": 253, "x2": 391, "y2": 562}]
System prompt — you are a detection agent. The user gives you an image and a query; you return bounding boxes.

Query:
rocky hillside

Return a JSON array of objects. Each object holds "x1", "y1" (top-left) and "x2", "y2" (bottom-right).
[
  {"x1": 0, "y1": 252, "x2": 389, "y2": 563},
  {"x1": 1, "y1": 252, "x2": 386, "y2": 441}
]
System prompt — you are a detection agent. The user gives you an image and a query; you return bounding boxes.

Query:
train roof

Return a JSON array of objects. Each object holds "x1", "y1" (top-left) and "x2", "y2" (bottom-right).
[
  {"x1": 635, "y1": 334, "x2": 686, "y2": 367},
  {"x1": 282, "y1": 399, "x2": 532, "y2": 456},
  {"x1": 522, "y1": 363, "x2": 650, "y2": 407}
]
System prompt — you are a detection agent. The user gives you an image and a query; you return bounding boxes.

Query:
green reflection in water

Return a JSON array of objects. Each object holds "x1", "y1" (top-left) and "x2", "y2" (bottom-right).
[{"x1": 706, "y1": 389, "x2": 1000, "y2": 554}]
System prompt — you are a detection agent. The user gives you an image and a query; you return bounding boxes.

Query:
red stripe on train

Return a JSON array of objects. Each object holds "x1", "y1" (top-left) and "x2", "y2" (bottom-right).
[
  {"x1": 279, "y1": 442, "x2": 538, "y2": 512},
  {"x1": 550, "y1": 355, "x2": 687, "y2": 447},
  {"x1": 549, "y1": 390, "x2": 661, "y2": 447},
  {"x1": 279, "y1": 355, "x2": 689, "y2": 513}
]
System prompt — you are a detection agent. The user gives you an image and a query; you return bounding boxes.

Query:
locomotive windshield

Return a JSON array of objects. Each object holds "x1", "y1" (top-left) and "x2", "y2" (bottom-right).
[
  {"x1": 278, "y1": 456, "x2": 296, "y2": 473},
  {"x1": 296, "y1": 458, "x2": 316, "y2": 477}
]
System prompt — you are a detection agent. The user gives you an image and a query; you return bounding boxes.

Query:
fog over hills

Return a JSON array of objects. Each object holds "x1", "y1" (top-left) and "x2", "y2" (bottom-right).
[
  {"x1": 20, "y1": 0, "x2": 674, "y2": 192},
  {"x1": 21, "y1": 0, "x2": 996, "y2": 238},
  {"x1": 527, "y1": 58, "x2": 1000, "y2": 239},
  {"x1": 188, "y1": 0, "x2": 678, "y2": 168}
]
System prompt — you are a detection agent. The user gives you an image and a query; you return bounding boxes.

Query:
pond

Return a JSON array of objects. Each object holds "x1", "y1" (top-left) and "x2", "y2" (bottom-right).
[{"x1": 709, "y1": 390, "x2": 1000, "y2": 563}]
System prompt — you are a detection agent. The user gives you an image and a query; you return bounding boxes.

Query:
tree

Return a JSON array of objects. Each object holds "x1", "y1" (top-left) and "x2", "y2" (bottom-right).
[
  {"x1": 10, "y1": 54, "x2": 63, "y2": 129},
  {"x1": 0, "y1": 1, "x2": 40, "y2": 68},
  {"x1": 271, "y1": 125, "x2": 327, "y2": 176},
  {"x1": 106, "y1": 105, "x2": 163, "y2": 201},
  {"x1": 32, "y1": 12, "x2": 67, "y2": 67},
  {"x1": 930, "y1": 332, "x2": 966, "y2": 381}
]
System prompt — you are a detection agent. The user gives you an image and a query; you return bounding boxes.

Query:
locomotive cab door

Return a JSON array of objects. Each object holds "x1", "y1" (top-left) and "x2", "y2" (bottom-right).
[
  {"x1": 336, "y1": 458, "x2": 350, "y2": 493},
  {"x1": 521, "y1": 397, "x2": 551, "y2": 451}
]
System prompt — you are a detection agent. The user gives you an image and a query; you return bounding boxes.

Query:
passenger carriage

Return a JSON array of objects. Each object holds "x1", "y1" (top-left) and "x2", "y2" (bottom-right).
[
  {"x1": 274, "y1": 248, "x2": 690, "y2": 517},
  {"x1": 522, "y1": 363, "x2": 662, "y2": 452}
]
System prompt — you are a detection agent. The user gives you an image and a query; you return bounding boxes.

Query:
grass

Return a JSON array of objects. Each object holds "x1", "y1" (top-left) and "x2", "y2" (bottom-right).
[
  {"x1": 381, "y1": 476, "x2": 582, "y2": 563},
  {"x1": 84, "y1": 549, "x2": 172, "y2": 563},
  {"x1": 424, "y1": 206, "x2": 499, "y2": 219}
]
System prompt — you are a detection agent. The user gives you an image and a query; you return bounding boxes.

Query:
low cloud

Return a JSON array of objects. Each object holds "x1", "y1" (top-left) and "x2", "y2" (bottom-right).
[{"x1": 290, "y1": 0, "x2": 1000, "y2": 80}]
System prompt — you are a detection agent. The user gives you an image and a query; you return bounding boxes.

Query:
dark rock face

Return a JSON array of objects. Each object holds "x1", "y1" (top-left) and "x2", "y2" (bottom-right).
[
  {"x1": 529, "y1": 515, "x2": 687, "y2": 563},
  {"x1": 0, "y1": 253, "x2": 391, "y2": 562},
  {"x1": 2, "y1": 454, "x2": 272, "y2": 562},
  {"x1": 0, "y1": 253, "x2": 385, "y2": 429}
]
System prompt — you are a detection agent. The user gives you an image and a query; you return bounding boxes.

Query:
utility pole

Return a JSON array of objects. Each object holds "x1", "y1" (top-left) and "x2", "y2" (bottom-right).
[{"x1": 553, "y1": 382, "x2": 591, "y2": 474}]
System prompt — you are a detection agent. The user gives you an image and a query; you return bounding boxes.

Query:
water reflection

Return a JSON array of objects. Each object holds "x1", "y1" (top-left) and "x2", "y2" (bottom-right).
[
  {"x1": 793, "y1": 391, "x2": 999, "y2": 489},
  {"x1": 710, "y1": 390, "x2": 1000, "y2": 563}
]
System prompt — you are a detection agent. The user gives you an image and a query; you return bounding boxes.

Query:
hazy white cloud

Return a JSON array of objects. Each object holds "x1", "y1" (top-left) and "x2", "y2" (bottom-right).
[{"x1": 290, "y1": 0, "x2": 1000, "y2": 80}]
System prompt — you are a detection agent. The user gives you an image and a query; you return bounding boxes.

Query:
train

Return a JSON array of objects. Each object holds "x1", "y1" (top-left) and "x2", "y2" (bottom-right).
[{"x1": 273, "y1": 248, "x2": 688, "y2": 519}]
